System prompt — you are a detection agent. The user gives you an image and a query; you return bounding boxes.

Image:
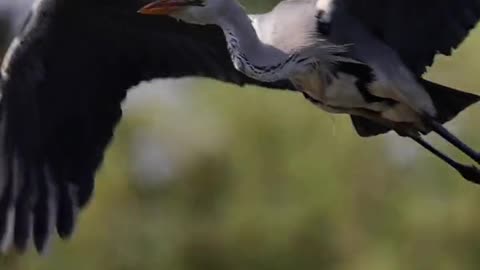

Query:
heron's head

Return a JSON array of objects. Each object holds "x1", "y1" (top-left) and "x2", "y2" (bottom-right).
[{"x1": 138, "y1": 0, "x2": 230, "y2": 25}]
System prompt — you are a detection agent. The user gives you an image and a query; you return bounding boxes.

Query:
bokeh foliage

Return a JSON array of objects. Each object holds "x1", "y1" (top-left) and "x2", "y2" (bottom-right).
[{"x1": 1, "y1": 1, "x2": 480, "y2": 270}]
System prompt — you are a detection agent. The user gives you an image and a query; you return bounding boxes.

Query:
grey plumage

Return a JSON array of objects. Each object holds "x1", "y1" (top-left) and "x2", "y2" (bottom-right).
[
  {"x1": 246, "y1": 0, "x2": 480, "y2": 183},
  {"x1": 250, "y1": 0, "x2": 480, "y2": 125}
]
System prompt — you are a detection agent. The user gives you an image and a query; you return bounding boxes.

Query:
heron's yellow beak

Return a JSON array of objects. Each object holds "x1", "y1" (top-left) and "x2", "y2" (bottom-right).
[{"x1": 138, "y1": 0, "x2": 191, "y2": 15}]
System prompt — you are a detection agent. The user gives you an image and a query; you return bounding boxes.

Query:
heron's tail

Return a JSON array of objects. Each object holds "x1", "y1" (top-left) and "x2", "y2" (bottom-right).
[
  {"x1": 420, "y1": 79, "x2": 480, "y2": 124},
  {"x1": 351, "y1": 80, "x2": 479, "y2": 137}
]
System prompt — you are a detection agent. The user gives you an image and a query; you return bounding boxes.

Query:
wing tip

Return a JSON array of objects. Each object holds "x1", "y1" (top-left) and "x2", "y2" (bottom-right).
[{"x1": 0, "y1": 163, "x2": 84, "y2": 254}]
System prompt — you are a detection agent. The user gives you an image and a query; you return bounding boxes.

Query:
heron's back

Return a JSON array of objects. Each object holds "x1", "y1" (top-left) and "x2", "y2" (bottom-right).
[{"x1": 249, "y1": 0, "x2": 324, "y2": 53}]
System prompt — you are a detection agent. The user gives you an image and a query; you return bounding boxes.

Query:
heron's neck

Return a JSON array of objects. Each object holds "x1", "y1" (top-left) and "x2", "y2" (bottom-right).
[
  {"x1": 216, "y1": 4, "x2": 291, "y2": 80},
  {"x1": 218, "y1": 9, "x2": 262, "y2": 53}
]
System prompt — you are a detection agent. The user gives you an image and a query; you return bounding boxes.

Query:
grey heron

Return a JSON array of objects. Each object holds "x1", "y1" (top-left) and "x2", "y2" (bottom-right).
[
  {"x1": 0, "y1": 0, "x2": 478, "y2": 254},
  {"x1": 140, "y1": 0, "x2": 480, "y2": 181}
]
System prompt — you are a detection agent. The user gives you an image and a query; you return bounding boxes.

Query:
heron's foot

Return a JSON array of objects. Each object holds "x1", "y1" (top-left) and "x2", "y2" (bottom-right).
[{"x1": 457, "y1": 164, "x2": 480, "y2": 184}]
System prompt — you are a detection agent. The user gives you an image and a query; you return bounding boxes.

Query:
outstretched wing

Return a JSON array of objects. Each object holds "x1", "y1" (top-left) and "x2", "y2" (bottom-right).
[
  {"x1": 337, "y1": 0, "x2": 480, "y2": 136},
  {"x1": 341, "y1": 0, "x2": 480, "y2": 75},
  {"x1": 0, "y1": 0, "x2": 289, "y2": 253}
]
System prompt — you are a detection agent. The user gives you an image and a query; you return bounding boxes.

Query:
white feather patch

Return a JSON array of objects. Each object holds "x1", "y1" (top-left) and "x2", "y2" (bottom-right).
[
  {"x1": 0, "y1": 38, "x2": 20, "y2": 79},
  {"x1": 316, "y1": 0, "x2": 335, "y2": 20}
]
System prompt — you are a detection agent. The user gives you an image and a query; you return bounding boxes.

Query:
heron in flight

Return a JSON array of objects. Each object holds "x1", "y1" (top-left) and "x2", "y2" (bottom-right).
[
  {"x1": 0, "y1": 0, "x2": 478, "y2": 254},
  {"x1": 140, "y1": 0, "x2": 480, "y2": 180}
]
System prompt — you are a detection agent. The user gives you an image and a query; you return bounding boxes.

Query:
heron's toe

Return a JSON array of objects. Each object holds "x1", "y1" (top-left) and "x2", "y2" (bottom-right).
[{"x1": 458, "y1": 165, "x2": 480, "y2": 184}]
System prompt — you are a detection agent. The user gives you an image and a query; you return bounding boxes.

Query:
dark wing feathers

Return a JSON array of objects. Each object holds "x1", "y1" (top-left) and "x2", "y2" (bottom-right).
[
  {"x1": 0, "y1": 0, "x2": 288, "y2": 253},
  {"x1": 340, "y1": 0, "x2": 480, "y2": 137},
  {"x1": 342, "y1": 0, "x2": 480, "y2": 75}
]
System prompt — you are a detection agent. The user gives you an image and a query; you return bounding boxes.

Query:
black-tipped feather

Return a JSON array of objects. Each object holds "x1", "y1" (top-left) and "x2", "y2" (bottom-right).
[
  {"x1": 421, "y1": 79, "x2": 480, "y2": 124},
  {"x1": 32, "y1": 168, "x2": 51, "y2": 253},
  {"x1": 56, "y1": 183, "x2": 75, "y2": 239},
  {"x1": 14, "y1": 205, "x2": 31, "y2": 252},
  {"x1": 0, "y1": 150, "x2": 14, "y2": 249},
  {"x1": 350, "y1": 80, "x2": 480, "y2": 137},
  {"x1": 13, "y1": 163, "x2": 36, "y2": 252}
]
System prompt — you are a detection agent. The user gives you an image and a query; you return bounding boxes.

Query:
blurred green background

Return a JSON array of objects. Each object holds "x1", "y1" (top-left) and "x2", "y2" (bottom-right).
[{"x1": 1, "y1": 1, "x2": 480, "y2": 269}]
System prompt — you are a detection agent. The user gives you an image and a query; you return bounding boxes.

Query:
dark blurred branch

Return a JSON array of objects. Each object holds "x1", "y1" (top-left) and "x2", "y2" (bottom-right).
[{"x1": 0, "y1": 12, "x2": 13, "y2": 59}]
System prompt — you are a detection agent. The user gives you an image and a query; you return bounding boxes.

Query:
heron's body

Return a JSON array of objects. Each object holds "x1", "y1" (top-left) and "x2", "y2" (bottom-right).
[
  {"x1": 147, "y1": 0, "x2": 480, "y2": 173},
  {"x1": 248, "y1": 0, "x2": 433, "y2": 128}
]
